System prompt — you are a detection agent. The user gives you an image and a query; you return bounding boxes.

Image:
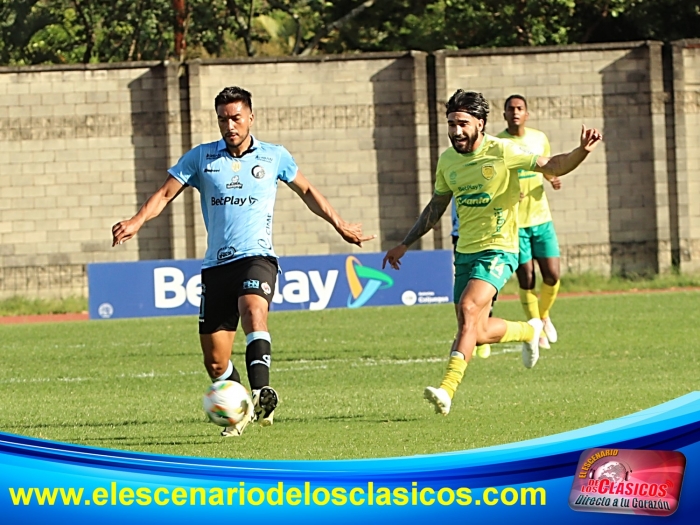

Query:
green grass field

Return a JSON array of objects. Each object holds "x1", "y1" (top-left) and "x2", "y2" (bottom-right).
[{"x1": 1, "y1": 290, "x2": 698, "y2": 460}]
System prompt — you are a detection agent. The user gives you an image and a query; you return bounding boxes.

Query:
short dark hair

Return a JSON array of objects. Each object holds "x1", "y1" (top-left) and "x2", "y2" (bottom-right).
[
  {"x1": 445, "y1": 90, "x2": 489, "y2": 130},
  {"x1": 214, "y1": 86, "x2": 253, "y2": 111},
  {"x1": 504, "y1": 94, "x2": 527, "y2": 110}
]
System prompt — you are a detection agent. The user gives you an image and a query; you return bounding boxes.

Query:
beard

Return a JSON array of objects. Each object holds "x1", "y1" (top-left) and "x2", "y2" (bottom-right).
[
  {"x1": 224, "y1": 128, "x2": 250, "y2": 149},
  {"x1": 449, "y1": 128, "x2": 479, "y2": 153}
]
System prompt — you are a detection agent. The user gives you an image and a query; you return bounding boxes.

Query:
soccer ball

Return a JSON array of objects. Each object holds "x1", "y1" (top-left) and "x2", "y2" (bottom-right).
[{"x1": 203, "y1": 381, "x2": 253, "y2": 427}]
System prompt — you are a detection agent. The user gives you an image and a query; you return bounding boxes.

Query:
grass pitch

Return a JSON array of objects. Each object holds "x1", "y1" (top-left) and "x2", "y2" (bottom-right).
[{"x1": 0, "y1": 290, "x2": 698, "y2": 460}]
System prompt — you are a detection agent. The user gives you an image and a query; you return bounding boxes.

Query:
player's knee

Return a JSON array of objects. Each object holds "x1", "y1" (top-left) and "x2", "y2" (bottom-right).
[
  {"x1": 240, "y1": 306, "x2": 268, "y2": 331},
  {"x1": 543, "y1": 271, "x2": 560, "y2": 286},
  {"x1": 206, "y1": 359, "x2": 227, "y2": 379},
  {"x1": 458, "y1": 301, "x2": 481, "y2": 323}
]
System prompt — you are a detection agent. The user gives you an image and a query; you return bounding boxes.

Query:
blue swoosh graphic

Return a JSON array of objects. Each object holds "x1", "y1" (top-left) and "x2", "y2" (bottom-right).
[
  {"x1": 347, "y1": 279, "x2": 382, "y2": 308},
  {"x1": 1, "y1": 393, "x2": 699, "y2": 523}
]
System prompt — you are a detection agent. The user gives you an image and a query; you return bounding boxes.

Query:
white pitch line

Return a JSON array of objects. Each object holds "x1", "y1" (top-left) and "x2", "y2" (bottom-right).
[{"x1": 0, "y1": 346, "x2": 528, "y2": 384}]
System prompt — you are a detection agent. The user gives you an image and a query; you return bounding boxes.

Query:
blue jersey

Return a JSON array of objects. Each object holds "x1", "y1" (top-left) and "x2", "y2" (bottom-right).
[{"x1": 168, "y1": 136, "x2": 298, "y2": 269}]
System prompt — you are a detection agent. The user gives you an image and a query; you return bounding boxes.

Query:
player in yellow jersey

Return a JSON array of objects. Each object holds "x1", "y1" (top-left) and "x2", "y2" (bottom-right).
[
  {"x1": 382, "y1": 90, "x2": 602, "y2": 415},
  {"x1": 497, "y1": 95, "x2": 562, "y2": 350}
]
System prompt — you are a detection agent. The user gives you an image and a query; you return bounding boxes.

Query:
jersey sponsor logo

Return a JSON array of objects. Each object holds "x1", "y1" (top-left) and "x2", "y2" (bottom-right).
[
  {"x1": 256, "y1": 155, "x2": 274, "y2": 163},
  {"x1": 243, "y1": 279, "x2": 260, "y2": 290},
  {"x1": 217, "y1": 246, "x2": 236, "y2": 261},
  {"x1": 252, "y1": 165, "x2": 266, "y2": 179},
  {"x1": 232, "y1": 160, "x2": 242, "y2": 172},
  {"x1": 258, "y1": 239, "x2": 272, "y2": 249},
  {"x1": 204, "y1": 163, "x2": 220, "y2": 173},
  {"x1": 458, "y1": 183, "x2": 483, "y2": 191},
  {"x1": 261, "y1": 282, "x2": 271, "y2": 295},
  {"x1": 457, "y1": 192, "x2": 492, "y2": 207},
  {"x1": 226, "y1": 175, "x2": 243, "y2": 189},
  {"x1": 211, "y1": 196, "x2": 251, "y2": 206},
  {"x1": 449, "y1": 171, "x2": 457, "y2": 184},
  {"x1": 481, "y1": 164, "x2": 496, "y2": 180},
  {"x1": 249, "y1": 196, "x2": 258, "y2": 205},
  {"x1": 493, "y1": 207, "x2": 505, "y2": 233},
  {"x1": 206, "y1": 153, "x2": 224, "y2": 160}
]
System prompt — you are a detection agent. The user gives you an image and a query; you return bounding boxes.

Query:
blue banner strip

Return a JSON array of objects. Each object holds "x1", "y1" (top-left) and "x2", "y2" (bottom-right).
[{"x1": 1, "y1": 393, "x2": 699, "y2": 523}]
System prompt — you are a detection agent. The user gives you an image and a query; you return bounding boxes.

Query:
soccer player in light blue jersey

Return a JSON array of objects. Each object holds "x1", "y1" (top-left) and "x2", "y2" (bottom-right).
[{"x1": 112, "y1": 86, "x2": 374, "y2": 437}]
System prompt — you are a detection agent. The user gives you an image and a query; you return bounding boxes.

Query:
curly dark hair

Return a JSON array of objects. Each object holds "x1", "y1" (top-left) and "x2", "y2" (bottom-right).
[
  {"x1": 214, "y1": 86, "x2": 253, "y2": 110},
  {"x1": 445, "y1": 90, "x2": 489, "y2": 131}
]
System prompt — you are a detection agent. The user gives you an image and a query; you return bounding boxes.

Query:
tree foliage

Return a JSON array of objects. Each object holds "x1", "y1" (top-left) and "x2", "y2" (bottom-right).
[{"x1": 0, "y1": 0, "x2": 698, "y2": 65}]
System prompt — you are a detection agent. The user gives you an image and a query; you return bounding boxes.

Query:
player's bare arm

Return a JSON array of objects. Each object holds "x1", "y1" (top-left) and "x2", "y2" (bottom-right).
[
  {"x1": 287, "y1": 171, "x2": 376, "y2": 247},
  {"x1": 112, "y1": 175, "x2": 185, "y2": 246},
  {"x1": 536, "y1": 125, "x2": 602, "y2": 179},
  {"x1": 382, "y1": 191, "x2": 452, "y2": 270}
]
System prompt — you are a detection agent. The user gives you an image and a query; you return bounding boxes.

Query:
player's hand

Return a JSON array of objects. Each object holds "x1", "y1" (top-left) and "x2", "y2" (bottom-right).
[
  {"x1": 549, "y1": 176, "x2": 562, "y2": 190},
  {"x1": 336, "y1": 221, "x2": 376, "y2": 247},
  {"x1": 382, "y1": 244, "x2": 408, "y2": 270},
  {"x1": 111, "y1": 218, "x2": 142, "y2": 247},
  {"x1": 580, "y1": 125, "x2": 603, "y2": 153}
]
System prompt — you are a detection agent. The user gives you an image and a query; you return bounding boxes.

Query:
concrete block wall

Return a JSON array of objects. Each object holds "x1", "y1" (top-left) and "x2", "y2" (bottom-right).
[
  {"x1": 672, "y1": 40, "x2": 700, "y2": 272},
  {"x1": 433, "y1": 42, "x2": 670, "y2": 275},
  {"x1": 0, "y1": 43, "x2": 698, "y2": 298},
  {"x1": 0, "y1": 63, "x2": 177, "y2": 297}
]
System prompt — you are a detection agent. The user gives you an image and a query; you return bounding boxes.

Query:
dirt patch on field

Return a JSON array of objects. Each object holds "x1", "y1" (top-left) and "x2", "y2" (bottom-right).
[{"x1": 0, "y1": 312, "x2": 89, "y2": 325}]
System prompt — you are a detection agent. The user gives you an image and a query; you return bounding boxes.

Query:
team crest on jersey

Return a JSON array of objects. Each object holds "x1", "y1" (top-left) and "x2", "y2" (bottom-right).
[
  {"x1": 481, "y1": 164, "x2": 496, "y2": 180},
  {"x1": 252, "y1": 165, "x2": 266, "y2": 179},
  {"x1": 449, "y1": 171, "x2": 457, "y2": 184},
  {"x1": 232, "y1": 160, "x2": 241, "y2": 172},
  {"x1": 226, "y1": 175, "x2": 243, "y2": 189},
  {"x1": 261, "y1": 282, "x2": 271, "y2": 295}
]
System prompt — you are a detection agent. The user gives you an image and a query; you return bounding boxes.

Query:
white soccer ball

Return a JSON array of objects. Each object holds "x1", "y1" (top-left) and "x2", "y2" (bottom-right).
[{"x1": 203, "y1": 380, "x2": 253, "y2": 427}]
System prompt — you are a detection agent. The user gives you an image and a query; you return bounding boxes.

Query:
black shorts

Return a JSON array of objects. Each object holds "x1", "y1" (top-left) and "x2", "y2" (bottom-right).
[{"x1": 199, "y1": 256, "x2": 278, "y2": 334}]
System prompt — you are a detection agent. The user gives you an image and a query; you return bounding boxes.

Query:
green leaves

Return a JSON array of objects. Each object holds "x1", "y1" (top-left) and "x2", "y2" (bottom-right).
[{"x1": 0, "y1": 0, "x2": 698, "y2": 65}]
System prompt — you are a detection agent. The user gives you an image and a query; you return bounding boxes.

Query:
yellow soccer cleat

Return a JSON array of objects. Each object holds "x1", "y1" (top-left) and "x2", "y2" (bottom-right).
[{"x1": 475, "y1": 344, "x2": 491, "y2": 359}]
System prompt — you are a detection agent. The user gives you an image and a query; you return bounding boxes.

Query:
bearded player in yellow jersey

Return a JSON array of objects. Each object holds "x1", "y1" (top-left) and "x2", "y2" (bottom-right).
[
  {"x1": 383, "y1": 90, "x2": 602, "y2": 415},
  {"x1": 497, "y1": 95, "x2": 562, "y2": 350}
]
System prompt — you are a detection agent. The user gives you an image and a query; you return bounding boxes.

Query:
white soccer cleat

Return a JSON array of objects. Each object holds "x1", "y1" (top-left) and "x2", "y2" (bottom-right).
[
  {"x1": 252, "y1": 386, "x2": 279, "y2": 427},
  {"x1": 220, "y1": 403, "x2": 254, "y2": 437},
  {"x1": 424, "y1": 386, "x2": 452, "y2": 415},
  {"x1": 522, "y1": 318, "x2": 543, "y2": 369},
  {"x1": 539, "y1": 335, "x2": 550, "y2": 350},
  {"x1": 542, "y1": 317, "x2": 558, "y2": 343}
]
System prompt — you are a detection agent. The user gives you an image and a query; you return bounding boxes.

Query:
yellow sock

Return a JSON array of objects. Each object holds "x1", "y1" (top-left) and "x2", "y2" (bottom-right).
[
  {"x1": 499, "y1": 321, "x2": 535, "y2": 343},
  {"x1": 539, "y1": 281, "x2": 561, "y2": 319},
  {"x1": 439, "y1": 356, "x2": 468, "y2": 399},
  {"x1": 519, "y1": 288, "x2": 539, "y2": 320}
]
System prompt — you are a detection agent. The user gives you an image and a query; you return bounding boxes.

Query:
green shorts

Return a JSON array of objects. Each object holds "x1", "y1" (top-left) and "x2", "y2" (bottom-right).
[
  {"x1": 453, "y1": 250, "x2": 518, "y2": 303},
  {"x1": 518, "y1": 221, "x2": 560, "y2": 265}
]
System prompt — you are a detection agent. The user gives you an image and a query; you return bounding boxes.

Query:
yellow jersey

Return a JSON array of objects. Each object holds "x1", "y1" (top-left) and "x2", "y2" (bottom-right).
[
  {"x1": 435, "y1": 134, "x2": 539, "y2": 254},
  {"x1": 496, "y1": 128, "x2": 552, "y2": 228}
]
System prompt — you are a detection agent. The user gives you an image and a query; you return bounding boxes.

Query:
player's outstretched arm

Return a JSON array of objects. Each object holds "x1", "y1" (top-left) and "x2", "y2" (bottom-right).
[
  {"x1": 112, "y1": 175, "x2": 185, "y2": 246},
  {"x1": 535, "y1": 125, "x2": 602, "y2": 179},
  {"x1": 287, "y1": 171, "x2": 376, "y2": 247},
  {"x1": 382, "y1": 191, "x2": 452, "y2": 270}
]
